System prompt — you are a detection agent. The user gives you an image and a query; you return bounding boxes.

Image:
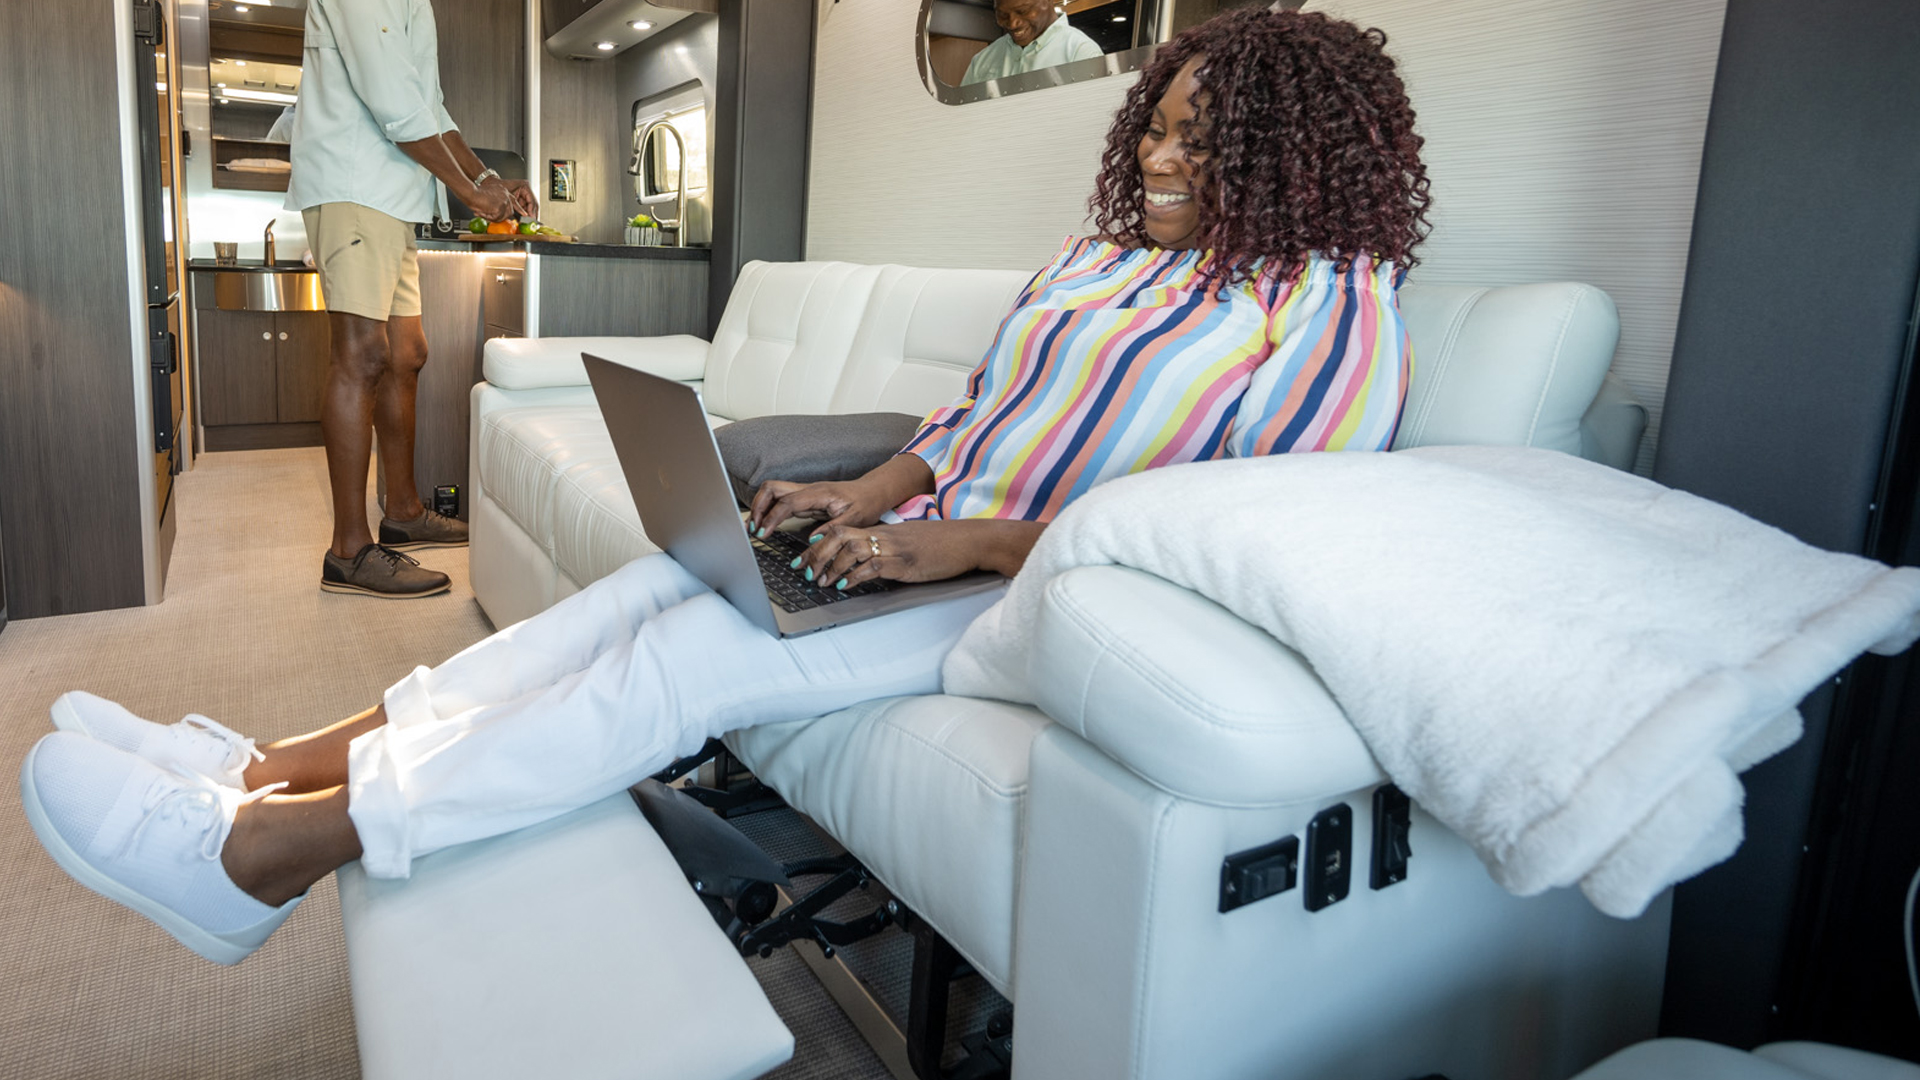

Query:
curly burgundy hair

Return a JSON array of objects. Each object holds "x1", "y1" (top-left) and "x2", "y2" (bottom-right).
[{"x1": 1088, "y1": 8, "x2": 1432, "y2": 285}]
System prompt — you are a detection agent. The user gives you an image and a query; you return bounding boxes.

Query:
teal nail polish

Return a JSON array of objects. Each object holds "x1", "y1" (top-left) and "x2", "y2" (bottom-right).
[
  {"x1": 805, "y1": 567, "x2": 814, "y2": 582},
  {"x1": 756, "y1": 527, "x2": 767, "y2": 539},
  {"x1": 835, "y1": 578, "x2": 848, "y2": 591},
  {"x1": 789, "y1": 556, "x2": 803, "y2": 569},
  {"x1": 809, "y1": 534, "x2": 823, "y2": 545}
]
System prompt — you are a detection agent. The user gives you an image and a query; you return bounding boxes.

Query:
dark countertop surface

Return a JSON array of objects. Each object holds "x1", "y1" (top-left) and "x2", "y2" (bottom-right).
[
  {"x1": 188, "y1": 260, "x2": 317, "y2": 273},
  {"x1": 413, "y1": 239, "x2": 710, "y2": 261}
]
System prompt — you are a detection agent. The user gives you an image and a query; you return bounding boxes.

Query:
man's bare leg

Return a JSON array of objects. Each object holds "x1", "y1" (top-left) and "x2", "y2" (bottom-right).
[
  {"x1": 374, "y1": 315, "x2": 430, "y2": 523},
  {"x1": 242, "y1": 705, "x2": 387, "y2": 793},
  {"x1": 322, "y1": 312, "x2": 391, "y2": 559}
]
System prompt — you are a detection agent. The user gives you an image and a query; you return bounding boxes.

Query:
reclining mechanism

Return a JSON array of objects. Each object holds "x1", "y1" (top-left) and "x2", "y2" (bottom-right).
[{"x1": 637, "y1": 741, "x2": 1014, "y2": 1080}]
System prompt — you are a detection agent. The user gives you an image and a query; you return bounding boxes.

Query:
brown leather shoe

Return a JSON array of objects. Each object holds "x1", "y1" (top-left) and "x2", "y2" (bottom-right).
[
  {"x1": 378, "y1": 509, "x2": 469, "y2": 551},
  {"x1": 320, "y1": 544, "x2": 451, "y2": 599}
]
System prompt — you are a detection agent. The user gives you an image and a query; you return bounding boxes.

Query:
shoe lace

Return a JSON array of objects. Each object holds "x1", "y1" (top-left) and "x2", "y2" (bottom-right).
[
  {"x1": 178, "y1": 713, "x2": 267, "y2": 771},
  {"x1": 120, "y1": 771, "x2": 288, "y2": 862},
  {"x1": 372, "y1": 545, "x2": 422, "y2": 571}
]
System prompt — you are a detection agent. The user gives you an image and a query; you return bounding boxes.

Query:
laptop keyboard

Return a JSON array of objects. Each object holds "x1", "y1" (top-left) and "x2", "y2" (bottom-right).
[{"x1": 752, "y1": 527, "x2": 896, "y2": 613}]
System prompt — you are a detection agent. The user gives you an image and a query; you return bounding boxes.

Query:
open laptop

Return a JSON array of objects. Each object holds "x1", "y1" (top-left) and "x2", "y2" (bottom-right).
[{"x1": 583, "y1": 353, "x2": 1004, "y2": 637}]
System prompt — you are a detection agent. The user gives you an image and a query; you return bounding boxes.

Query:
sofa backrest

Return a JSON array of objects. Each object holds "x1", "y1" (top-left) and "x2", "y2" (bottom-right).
[
  {"x1": 1392, "y1": 282, "x2": 1622, "y2": 458},
  {"x1": 827, "y1": 265, "x2": 1033, "y2": 417},
  {"x1": 702, "y1": 261, "x2": 884, "y2": 422},
  {"x1": 702, "y1": 263, "x2": 1642, "y2": 468}
]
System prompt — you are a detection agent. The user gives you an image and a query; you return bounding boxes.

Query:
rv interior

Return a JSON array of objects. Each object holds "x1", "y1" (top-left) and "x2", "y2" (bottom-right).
[{"x1": 0, "y1": 0, "x2": 1917, "y2": 1078}]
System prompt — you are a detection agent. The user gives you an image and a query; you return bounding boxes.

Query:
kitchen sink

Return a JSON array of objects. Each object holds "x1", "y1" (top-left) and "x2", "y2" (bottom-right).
[{"x1": 194, "y1": 265, "x2": 325, "y2": 312}]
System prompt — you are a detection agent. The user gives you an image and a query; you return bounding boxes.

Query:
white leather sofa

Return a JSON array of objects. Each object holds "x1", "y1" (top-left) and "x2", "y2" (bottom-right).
[
  {"x1": 1571, "y1": 1039, "x2": 1920, "y2": 1080},
  {"x1": 401, "y1": 259, "x2": 1668, "y2": 1080}
]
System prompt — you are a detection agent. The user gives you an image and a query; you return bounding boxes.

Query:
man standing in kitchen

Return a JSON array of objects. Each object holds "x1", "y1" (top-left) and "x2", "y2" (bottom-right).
[{"x1": 285, "y1": 0, "x2": 536, "y2": 598}]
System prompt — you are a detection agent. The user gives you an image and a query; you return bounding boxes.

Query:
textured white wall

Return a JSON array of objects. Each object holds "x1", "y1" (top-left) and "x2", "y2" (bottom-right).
[
  {"x1": 807, "y1": 0, "x2": 1728, "y2": 469},
  {"x1": 1311, "y1": 0, "x2": 1726, "y2": 471},
  {"x1": 806, "y1": 0, "x2": 1134, "y2": 271}
]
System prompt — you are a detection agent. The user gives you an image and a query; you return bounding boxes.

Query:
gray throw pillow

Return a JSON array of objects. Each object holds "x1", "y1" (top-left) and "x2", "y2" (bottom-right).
[{"x1": 715, "y1": 412, "x2": 924, "y2": 507}]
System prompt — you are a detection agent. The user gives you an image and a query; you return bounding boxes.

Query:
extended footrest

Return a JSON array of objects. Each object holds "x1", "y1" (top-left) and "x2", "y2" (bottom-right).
[{"x1": 335, "y1": 794, "x2": 794, "y2": 1080}]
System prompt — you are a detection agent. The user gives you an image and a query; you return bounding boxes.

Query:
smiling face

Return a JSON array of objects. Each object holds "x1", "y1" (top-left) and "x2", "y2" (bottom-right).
[
  {"x1": 994, "y1": 0, "x2": 1058, "y2": 48},
  {"x1": 1136, "y1": 57, "x2": 1213, "y2": 250}
]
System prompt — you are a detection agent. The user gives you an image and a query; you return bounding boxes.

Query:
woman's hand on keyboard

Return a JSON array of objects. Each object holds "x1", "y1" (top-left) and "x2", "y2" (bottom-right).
[
  {"x1": 747, "y1": 455, "x2": 937, "y2": 537},
  {"x1": 748, "y1": 479, "x2": 891, "y2": 536},
  {"x1": 798, "y1": 519, "x2": 1048, "y2": 590}
]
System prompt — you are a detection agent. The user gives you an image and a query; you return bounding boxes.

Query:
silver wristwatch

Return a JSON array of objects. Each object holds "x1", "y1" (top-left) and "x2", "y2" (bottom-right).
[{"x1": 472, "y1": 167, "x2": 501, "y2": 187}]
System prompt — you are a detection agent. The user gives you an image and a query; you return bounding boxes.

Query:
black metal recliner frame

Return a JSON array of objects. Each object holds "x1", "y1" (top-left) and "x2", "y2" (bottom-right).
[{"x1": 635, "y1": 740, "x2": 1014, "y2": 1080}]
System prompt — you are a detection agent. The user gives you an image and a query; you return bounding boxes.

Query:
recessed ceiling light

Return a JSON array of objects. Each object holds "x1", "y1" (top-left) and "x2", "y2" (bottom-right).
[
  {"x1": 235, "y1": 59, "x2": 248, "y2": 65},
  {"x1": 234, "y1": 4, "x2": 248, "y2": 10},
  {"x1": 595, "y1": 40, "x2": 616, "y2": 51},
  {"x1": 1111, "y1": 13, "x2": 1126, "y2": 20},
  {"x1": 629, "y1": 20, "x2": 652, "y2": 30}
]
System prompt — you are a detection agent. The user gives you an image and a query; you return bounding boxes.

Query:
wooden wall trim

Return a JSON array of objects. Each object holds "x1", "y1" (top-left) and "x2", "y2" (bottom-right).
[{"x1": 0, "y1": 0, "x2": 149, "y2": 617}]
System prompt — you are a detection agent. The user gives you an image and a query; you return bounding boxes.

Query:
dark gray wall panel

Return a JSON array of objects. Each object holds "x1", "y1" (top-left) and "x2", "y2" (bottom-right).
[
  {"x1": 536, "y1": 255, "x2": 708, "y2": 338},
  {"x1": 0, "y1": 0, "x2": 147, "y2": 617},
  {"x1": 1651, "y1": 0, "x2": 1920, "y2": 1050},
  {"x1": 709, "y1": 0, "x2": 813, "y2": 333},
  {"x1": 541, "y1": 49, "x2": 626, "y2": 243},
  {"x1": 433, "y1": 0, "x2": 526, "y2": 156},
  {"x1": 616, "y1": 14, "x2": 717, "y2": 107}
]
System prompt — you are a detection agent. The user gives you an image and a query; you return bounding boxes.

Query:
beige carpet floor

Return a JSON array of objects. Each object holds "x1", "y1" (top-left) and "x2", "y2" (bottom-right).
[{"x1": 0, "y1": 447, "x2": 494, "y2": 1079}]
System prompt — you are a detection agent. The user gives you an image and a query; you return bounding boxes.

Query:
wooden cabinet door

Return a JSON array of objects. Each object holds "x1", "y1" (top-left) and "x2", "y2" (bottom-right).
[
  {"x1": 274, "y1": 312, "x2": 332, "y2": 423},
  {"x1": 198, "y1": 309, "x2": 278, "y2": 426},
  {"x1": 433, "y1": 0, "x2": 525, "y2": 155}
]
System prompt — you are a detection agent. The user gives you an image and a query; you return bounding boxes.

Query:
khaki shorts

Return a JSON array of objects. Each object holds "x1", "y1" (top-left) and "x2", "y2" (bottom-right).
[{"x1": 302, "y1": 202, "x2": 422, "y2": 321}]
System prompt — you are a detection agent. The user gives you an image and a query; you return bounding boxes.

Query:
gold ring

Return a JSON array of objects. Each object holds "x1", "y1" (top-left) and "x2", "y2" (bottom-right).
[{"x1": 869, "y1": 535, "x2": 882, "y2": 558}]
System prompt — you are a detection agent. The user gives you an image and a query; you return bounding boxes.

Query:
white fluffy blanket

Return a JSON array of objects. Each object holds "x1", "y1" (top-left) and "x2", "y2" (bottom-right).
[{"x1": 941, "y1": 446, "x2": 1920, "y2": 917}]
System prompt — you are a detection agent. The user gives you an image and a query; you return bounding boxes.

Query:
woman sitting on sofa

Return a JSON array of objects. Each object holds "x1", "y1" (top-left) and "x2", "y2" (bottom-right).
[{"x1": 22, "y1": 7, "x2": 1432, "y2": 965}]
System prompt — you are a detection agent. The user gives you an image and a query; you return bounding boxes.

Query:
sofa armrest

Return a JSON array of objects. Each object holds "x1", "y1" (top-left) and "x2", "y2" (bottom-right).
[
  {"x1": 1579, "y1": 371, "x2": 1649, "y2": 471},
  {"x1": 483, "y1": 334, "x2": 711, "y2": 391},
  {"x1": 1026, "y1": 565, "x2": 1384, "y2": 807}
]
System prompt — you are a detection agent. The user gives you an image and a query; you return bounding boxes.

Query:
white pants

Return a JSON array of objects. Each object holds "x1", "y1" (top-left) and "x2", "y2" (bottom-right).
[{"x1": 346, "y1": 554, "x2": 1005, "y2": 878}]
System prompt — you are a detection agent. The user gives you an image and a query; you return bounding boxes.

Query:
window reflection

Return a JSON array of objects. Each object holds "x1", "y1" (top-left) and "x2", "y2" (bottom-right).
[{"x1": 921, "y1": 0, "x2": 1294, "y2": 105}]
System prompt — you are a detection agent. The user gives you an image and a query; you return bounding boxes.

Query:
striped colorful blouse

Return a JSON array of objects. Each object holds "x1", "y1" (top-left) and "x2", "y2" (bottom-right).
[{"x1": 892, "y1": 236, "x2": 1412, "y2": 523}]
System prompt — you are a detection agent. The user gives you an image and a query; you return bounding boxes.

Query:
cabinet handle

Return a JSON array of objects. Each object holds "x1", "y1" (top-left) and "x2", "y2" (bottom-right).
[
  {"x1": 261, "y1": 332, "x2": 272, "y2": 340},
  {"x1": 279, "y1": 331, "x2": 289, "y2": 341},
  {"x1": 496, "y1": 274, "x2": 508, "y2": 283}
]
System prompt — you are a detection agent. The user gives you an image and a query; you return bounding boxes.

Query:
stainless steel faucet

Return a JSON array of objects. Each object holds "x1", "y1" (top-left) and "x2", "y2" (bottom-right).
[
  {"x1": 634, "y1": 119, "x2": 688, "y2": 248},
  {"x1": 263, "y1": 219, "x2": 277, "y2": 266}
]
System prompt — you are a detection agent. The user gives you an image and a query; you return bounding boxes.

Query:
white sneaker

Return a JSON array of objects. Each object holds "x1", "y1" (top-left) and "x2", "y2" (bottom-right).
[
  {"x1": 50, "y1": 691, "x2": 263, "y2": 789},
  {"x1": 20, "y1": 731, "x2": 302, "y2": 965}
]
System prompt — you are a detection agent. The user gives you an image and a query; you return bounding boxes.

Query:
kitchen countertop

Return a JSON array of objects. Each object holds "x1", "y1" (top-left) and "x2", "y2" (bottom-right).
[
  {"x1": 188, "y1": 260, "x2": 317, "y2": 273},
  {"x1": 414, "y1": 239, "x2": 710, "y2": 260}
]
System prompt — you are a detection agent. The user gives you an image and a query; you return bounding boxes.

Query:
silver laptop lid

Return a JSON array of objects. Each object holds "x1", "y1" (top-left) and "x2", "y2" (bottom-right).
[{"x1": 582, "y1": 354, "x2": 783, "y2": 637}]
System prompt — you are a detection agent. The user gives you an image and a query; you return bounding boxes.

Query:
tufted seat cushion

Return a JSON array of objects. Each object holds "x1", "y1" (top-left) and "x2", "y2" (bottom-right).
[
  {"x1": 1572, "y1": 1039, "x2": 1920, "y2": 1080},
  {"x1": 724, "y1": 694, "x2": 1052, "y2": 996}
]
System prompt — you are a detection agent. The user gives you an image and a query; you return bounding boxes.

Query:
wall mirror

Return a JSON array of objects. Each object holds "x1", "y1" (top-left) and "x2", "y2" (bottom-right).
[{"x1": 919, "y1": 0, "x2": 1291, "y2": 106}]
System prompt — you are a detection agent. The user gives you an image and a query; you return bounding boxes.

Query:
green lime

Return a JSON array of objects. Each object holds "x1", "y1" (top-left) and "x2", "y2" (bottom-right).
[{"x1": 467, "y1": 216, "x2": 487, "y2": 234}]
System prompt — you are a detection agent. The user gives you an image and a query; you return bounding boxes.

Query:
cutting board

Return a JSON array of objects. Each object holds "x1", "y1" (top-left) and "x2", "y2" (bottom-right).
[{"x1": 454, "y1": 232, "x2": 575, "y2": 243}]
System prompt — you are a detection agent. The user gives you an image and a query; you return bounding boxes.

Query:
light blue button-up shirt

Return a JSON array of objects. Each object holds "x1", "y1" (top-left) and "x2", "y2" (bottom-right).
[
  {"x1": 960, "y1": 16, "x2": 1104, "y2": 85},
  {"x1": 285, "y1": 0, "x2": 456, "y2": 224}
]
